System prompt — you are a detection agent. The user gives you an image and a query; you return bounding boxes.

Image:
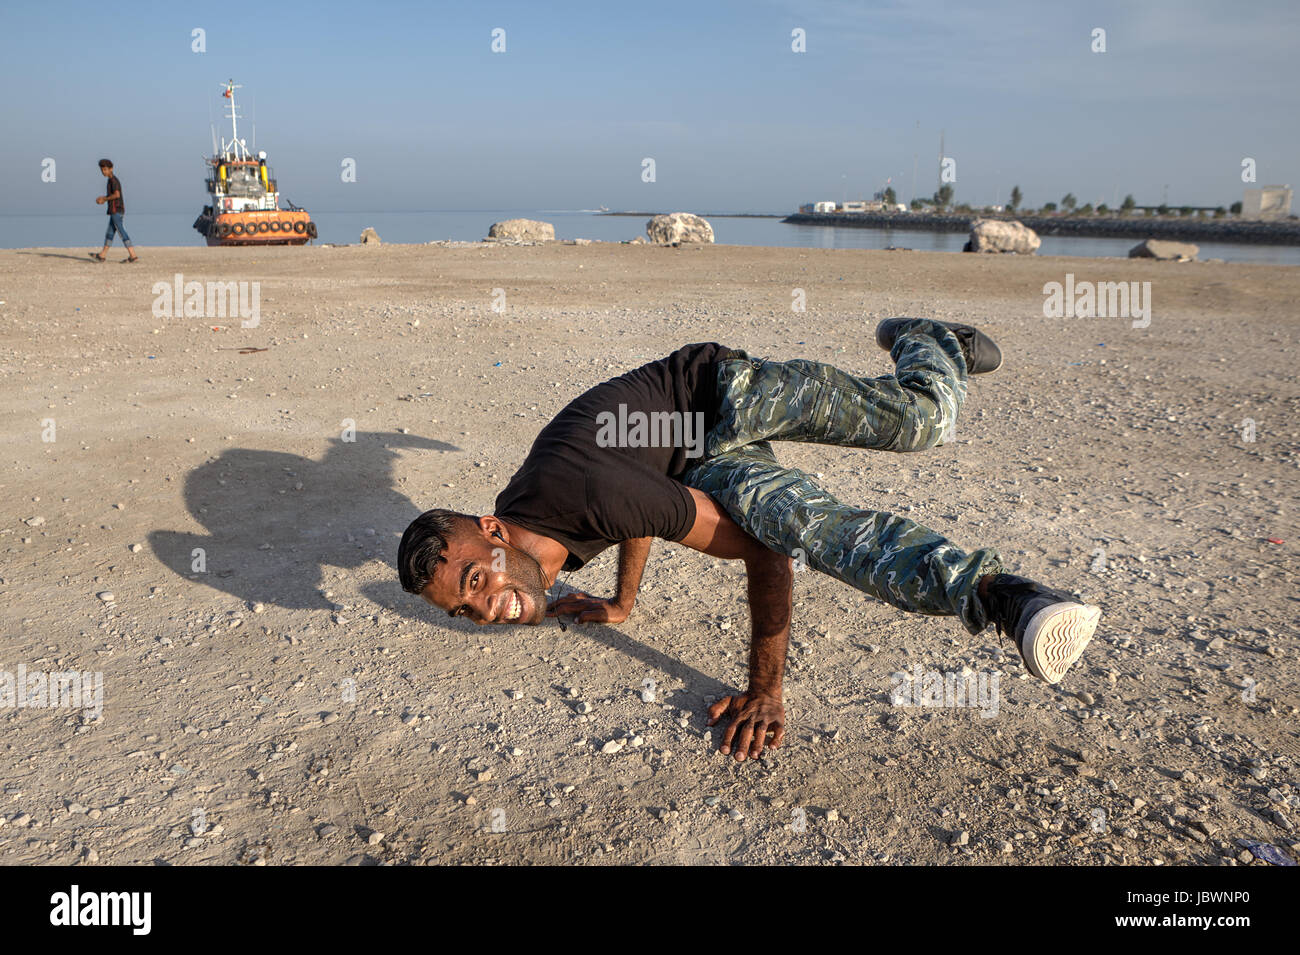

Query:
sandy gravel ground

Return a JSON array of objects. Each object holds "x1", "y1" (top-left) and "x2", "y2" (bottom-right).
[{"x1": 0, "y1": 241, "x2": 1297, "y2": 866}]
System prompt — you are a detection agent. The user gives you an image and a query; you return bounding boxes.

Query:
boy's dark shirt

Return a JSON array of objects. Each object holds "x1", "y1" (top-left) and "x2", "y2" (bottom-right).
[
  {"x1": 105, "y1": 175, "x2": 124, "y2": 215},
  {"x1": 495, "y1": 343, "x2": 737, "y2": 570}
]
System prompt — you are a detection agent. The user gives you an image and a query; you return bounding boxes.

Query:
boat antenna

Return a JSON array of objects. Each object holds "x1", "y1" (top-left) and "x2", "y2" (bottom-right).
[{"x1": 221, "y1": 79, "x2": 245, "y2": 161}]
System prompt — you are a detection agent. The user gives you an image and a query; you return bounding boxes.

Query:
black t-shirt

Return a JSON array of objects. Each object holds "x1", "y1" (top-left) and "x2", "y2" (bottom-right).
[
  {"x1": 105, "y1": 175, "x2": 123, "y2": 215},
  {"x1": 495, "y1": 342, "x2": 737, "y2": 570}
]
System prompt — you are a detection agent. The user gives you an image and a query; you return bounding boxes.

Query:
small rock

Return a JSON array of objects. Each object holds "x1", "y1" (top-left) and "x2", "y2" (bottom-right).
[
  {"x1": 367, "y1": 830, "x2": 384, "y2": 846},
  {"x1": 601, "y1": 739, "x2": 625, "y2": 755},
  {"x1": 951, "y1": 830, "x2": 970, "y2": 846},
  {"x1": 96, "y1": 592, "x2": 115, "y2": 603},
  {"x1": 575, "y1": 701, "x2": 593, "y2": 715},
  {"x1": 487, "y1": 218, "x2": 555, "y2": 242},
  {"x1": 1129, "y1": 238, "x2": 1199, "y2": 261},
  {"x1": 321, "y1": 712, "x2": 339, "y2": 725},
  {"x1": 728, "y1": 809, "x2": 744, "y2": 821}
]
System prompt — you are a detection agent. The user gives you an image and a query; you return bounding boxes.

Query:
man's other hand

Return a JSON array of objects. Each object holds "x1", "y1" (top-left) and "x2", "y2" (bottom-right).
[
  {"x1": 707, "y1": 691, "x2": 785, "y2": 762},
  {"x1": 545, "y1": 591, "x2": 630, "y2": 624}
]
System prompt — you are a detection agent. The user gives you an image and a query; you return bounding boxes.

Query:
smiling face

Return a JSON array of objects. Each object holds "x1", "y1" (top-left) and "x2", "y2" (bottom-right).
[{"x1": 420, "y1": 519, "x2": 550, "y2": 626}]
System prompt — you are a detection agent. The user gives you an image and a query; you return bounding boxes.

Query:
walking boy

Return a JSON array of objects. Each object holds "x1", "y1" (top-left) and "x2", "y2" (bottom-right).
[{"x1": 92, "y1": 159, "x2": 138, "y2": 263}]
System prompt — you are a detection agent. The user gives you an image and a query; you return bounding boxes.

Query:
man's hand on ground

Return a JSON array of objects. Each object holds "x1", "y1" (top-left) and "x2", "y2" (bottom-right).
[
  {"x1": 707, "y1": 691, "x2": 785, "y2": 762},
  {"x1": 545, "y1": 591, "x2": 631, "y2": 624}
]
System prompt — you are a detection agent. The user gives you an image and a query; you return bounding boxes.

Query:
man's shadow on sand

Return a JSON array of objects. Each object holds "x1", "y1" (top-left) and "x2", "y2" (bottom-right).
[
  {"x1": 148, "y1": 432, "x2": 729, "y2": 703},
  {"x1": 150, "y1": 431, "x2": 459, "y2": 619}
]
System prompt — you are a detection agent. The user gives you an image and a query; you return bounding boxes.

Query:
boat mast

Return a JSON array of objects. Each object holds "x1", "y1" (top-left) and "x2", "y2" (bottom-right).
[{"x1": 222, "y1": 80, "x2": 245, "y2": 161}]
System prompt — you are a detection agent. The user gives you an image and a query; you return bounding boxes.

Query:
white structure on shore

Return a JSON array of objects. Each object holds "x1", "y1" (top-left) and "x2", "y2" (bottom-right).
[
  {"x1": 799, "y1": 198, "x2": 902, "y2": 214},
  {"x1": 1242, "y1": 186, "x2": 1293, "y2": 220}
]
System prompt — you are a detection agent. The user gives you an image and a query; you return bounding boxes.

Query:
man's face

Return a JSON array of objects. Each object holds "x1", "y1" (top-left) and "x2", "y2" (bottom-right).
[
  {"x1": 420, "y1": 521, "x2": 549, "y2": 626},
  {"x1": 100, "y1": 166, "x2": 111, "y2": 177}
]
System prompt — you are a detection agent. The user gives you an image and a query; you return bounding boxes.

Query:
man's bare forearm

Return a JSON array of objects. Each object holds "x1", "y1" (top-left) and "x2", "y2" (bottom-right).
[
  {"x1": 614, "y1": 537, "x2": 653, "y2": 611},
  {"x1": 744, "y1": 552, "x2": 793, "y2": 698}
]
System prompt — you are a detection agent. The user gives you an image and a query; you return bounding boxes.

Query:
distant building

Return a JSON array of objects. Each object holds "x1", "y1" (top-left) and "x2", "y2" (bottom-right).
[
  {"x1": 1242, "y1": 186, "x2": 1293, "y2": 220},
  {"x1": 813, "y1": 200, "x2": 837, "y2": 213},
  {"x1": 837, "y1": 199, "x2": 887, "y2": 213}
]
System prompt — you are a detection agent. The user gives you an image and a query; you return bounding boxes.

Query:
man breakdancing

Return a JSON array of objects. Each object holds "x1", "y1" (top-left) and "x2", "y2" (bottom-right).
[{"x1": 398, "y1": 319, "x2": 1102, "y2": 761}]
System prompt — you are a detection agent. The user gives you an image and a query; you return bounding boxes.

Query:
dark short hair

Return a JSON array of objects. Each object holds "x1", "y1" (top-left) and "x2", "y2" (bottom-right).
[
  {"x1": 398, "y1": 509, "x2": 476, "y2": 594},
  {"x1": 98, "y1": 159, "x2": 113, "y2": 169}
]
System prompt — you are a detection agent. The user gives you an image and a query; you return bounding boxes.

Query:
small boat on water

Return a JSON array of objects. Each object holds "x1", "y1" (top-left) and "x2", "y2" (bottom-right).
[{"x1": 192, "y1": 80, "x2": 316, "y2": 246}]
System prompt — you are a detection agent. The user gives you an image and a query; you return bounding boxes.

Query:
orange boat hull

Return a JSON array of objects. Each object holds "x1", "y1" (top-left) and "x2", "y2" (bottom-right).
[{"x1": 199, "y1": 210, "x2": 316, "y2": 246}]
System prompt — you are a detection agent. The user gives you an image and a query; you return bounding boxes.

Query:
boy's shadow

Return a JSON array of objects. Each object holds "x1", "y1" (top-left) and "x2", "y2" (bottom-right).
[{"x1": 149, "y1": 431, "x2": 457, "y2": 618}]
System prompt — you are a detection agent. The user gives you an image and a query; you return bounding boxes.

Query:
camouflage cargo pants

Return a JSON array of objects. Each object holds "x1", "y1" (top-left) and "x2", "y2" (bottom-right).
[{"x1": 679, "y1": 318, "x2": 1003, "y2": 634}]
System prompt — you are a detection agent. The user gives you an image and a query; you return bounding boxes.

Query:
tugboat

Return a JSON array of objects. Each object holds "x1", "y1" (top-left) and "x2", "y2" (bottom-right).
[{"x1": 192, "y1": 81, "x2": 316, "y2": 246}]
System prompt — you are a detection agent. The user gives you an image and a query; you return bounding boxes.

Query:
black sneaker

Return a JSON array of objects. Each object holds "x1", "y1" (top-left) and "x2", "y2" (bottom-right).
[
  {"x1": 982, "y1": 574, "x2": 1101, "y2": 683},
  {"x1": 876, "y1": 318, "x2": 1003, "y2": 374}
]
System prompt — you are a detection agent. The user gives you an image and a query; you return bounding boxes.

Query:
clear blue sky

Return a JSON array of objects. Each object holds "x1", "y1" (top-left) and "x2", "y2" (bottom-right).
[{"x1": 3, "y1": 0, "x2": 1296, "y2": 215}]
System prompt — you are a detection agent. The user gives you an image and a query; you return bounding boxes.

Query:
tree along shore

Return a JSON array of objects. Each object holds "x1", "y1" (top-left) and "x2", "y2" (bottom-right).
[{"x1": 782, "y1": 211, "x2": 1300, "y2": 245}]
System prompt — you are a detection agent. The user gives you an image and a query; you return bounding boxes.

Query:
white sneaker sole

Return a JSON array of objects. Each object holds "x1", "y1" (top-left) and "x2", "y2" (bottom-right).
[{"x1": 1021, "y1": 603, "x2": 1101, "y2": 683}]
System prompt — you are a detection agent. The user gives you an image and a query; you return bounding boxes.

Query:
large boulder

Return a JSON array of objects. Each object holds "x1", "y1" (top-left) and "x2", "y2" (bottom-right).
[
  {"x1": 646, "y1": 212, "x2": 715, "y2": 245},
  {"x1": 487, "y1": 218, "x2": 555, "y2": 241},
  {"x1": 966, "y1": 218, "x2": 1040, "y2": 254},
  {"x1": 1129, "y1": 238, "x2": 1198, "y2": 261},
  {"x1": 360, "y1": 227, "x2": 381, "y2": 245}
]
